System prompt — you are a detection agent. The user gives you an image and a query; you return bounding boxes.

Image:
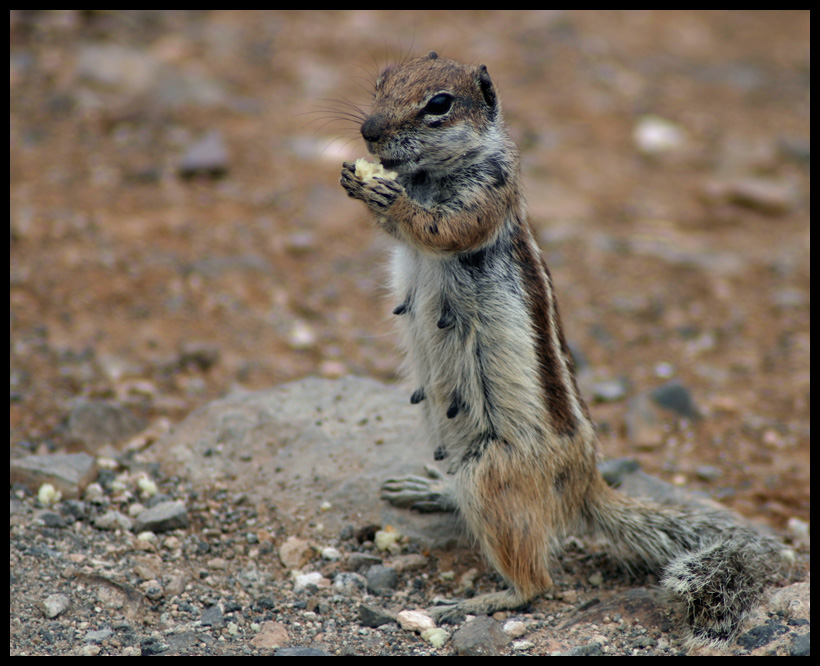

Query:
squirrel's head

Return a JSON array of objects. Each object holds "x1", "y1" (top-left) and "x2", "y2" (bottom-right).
[{"x1": 360, "y1": 52, "x2": 504, "y2": 176}]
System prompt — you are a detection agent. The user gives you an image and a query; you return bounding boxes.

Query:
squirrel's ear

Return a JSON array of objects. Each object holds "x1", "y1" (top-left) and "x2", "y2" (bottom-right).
[{"x1": 477, "y1": 65, "x2": 498, "y2": 117}]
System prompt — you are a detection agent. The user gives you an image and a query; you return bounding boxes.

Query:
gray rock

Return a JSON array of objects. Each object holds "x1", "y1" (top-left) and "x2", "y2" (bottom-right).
[
  {"x1": 177, "y1": 341, "x2": 221, "y2": 371},
  {"x1": 778, "y1": 135, "x2": 810, "y2": 166},
  {"x1": 200, "y1": 604, "x2": 224, "y2": 628},
  {"x1": 590, "y1": 378, "x2": 628, "y2": 402},
  {"x1": 649, "y1": 381, "x2": 700, "y2": 420},
  {"x1": 789, "y1": 632, "x2": 810, "y2": 656},
  {"x1": 178, "y1": 131, "x2": 229, "y2": 179},
  {"x1": 365, "y1": 564, "x2": 398, "y2": 595},
  {"x1": 333, "y1": 572, "x2": 367, "y2": 596},
  {"x1": 625, "y1": 381, "x2": 700, "y2": 448},
  {"x1": 134, "y1": 500, "x2": 189, "y2": 533},
  {"x1": 149, "y1": 377, "x2": 465, "y2": 549},
  {"x1": 274, "y1": 647, "x2": 331, "y2": 656},
  {"x1": 84, "y1": 627, "x2": 113, "y2": 644},
  {"x1": 9, "y1": 452, "x2": 98, "y2": 499},
  {"x1": 94, "y1": 510, "x2": 133, "y2": 532},
  {"x1": 695, "y1": 465, "x2": 722, "y2": 482},
  {"x1": 358, "y1": 603, "x2": 396, "y2": 628},
  {"x1": 737, "y1": 619, "x2": 789, "y2": 650},
  {"x1": 631, "y1": 634, "x2": 657, "y2": 649},
  {"x1": 164, "y1": 632, "x2": 198, "y2": 653},
  {"x1": 703, "y1": 177, "x2": 800, "y2": 216},
  {"x1": 560, "y1": 642, "x2": 604, "y2": 656},
  {"x1": 599, "y1": 458, "x2": 732, "y2": 516},
  {"x1": 140, "y1": 636, "x2": 170, "y2": 656},
  {"x1": 451, "y1": 615, "x2": 509, "y2": 656},
  {"x1": 60, "y1": 499, "x2": 90, "y2": 521},
  {"x1": 34, "y1": 510, "x2": 66, "y2": 528},
  {"x1": 68, "y1": 400, "x2": 146, "y2": 450},
  {"x1": 625, "y1": 392, "x2": 667, "y2": 448},
  {"x1": 598, "y1": 457, "x2": 641, "y2": 486},
  {"x1": 149, "y1": 376, "x2": 738, "y2": 557},
  {"x1": 347, "y1": 553, "x2": 384, "y2": 571},
  {"x1": 42, "y1": 593, "x2": 70, "y2": 619}
]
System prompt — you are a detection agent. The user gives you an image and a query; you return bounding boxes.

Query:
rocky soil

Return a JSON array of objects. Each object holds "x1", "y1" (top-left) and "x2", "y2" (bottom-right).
[{"x1": 10, "y1": 10, "x2": 810, "y2": 656}]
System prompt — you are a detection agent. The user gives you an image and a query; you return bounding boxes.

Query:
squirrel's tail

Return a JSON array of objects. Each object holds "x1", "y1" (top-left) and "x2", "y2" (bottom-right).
[{"x1": 583, "y1": 480, "x2": 788, "y2": 646}]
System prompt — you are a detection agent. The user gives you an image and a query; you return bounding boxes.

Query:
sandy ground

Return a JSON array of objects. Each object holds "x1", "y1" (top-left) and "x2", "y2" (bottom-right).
[{"x1": 10, "y1": 10, "x2": 810, "y2": 656}]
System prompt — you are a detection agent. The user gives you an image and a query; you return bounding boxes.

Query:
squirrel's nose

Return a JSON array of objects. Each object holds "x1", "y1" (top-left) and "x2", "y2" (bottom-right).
[{"x1": 361, "y1": 115, "x2": 385, "y2": 144}]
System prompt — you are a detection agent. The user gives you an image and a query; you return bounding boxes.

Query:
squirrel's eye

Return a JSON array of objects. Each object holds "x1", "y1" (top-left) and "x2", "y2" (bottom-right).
[{"x1": 423, "y1": 93, "x2": 453, "y2": 116}]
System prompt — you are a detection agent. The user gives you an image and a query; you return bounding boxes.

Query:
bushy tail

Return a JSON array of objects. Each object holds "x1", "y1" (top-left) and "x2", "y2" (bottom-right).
[
  {"x1": 584, "y1": 481, "x2": 788, "y2": 646},
  {"x1": 661, "y1": 529, "x2": 787, "y2": 645}
]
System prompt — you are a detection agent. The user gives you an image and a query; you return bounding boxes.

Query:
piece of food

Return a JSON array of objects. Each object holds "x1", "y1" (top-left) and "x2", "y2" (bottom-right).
[{"x1": 354, "y1": 158, "x2": 397, "y2": 182}]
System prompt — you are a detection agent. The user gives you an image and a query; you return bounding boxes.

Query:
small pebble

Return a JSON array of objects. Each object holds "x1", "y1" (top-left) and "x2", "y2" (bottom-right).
[
  {"x1": 94, "y1": 510, "x2": 133, "y2": 531},
  {"x1": 278, "y1": 536, "x2": 313, "y2": 569},
  {"x1": 374, "y1": 527, "x2": 401, "y2": 552},
  {"x1": 633, "y1": 115, "x2": 686, "y2": 155},
  {"x1": 787, "y1": 516, "x2": 809, "y2": 538},
  {"x1": 42, "y1": 593, "x2": 70, "y2": 619},
  {"x1": 38, "y1": 483, "x2": 62, "y2": 506},
  {"x1": 292, "y1": 571, "x2": 330, "y2": 592},
  {"x1": 137, "y1": 476, "x2": 158, "y2": 497},
  {"x1": 288, "y1": 321, "x2": 317, "y2": 350},
  {"x1": 397, "y1": 609, "x2": 435, "y2": 632},
  {"x1": 503, "y1": 620, "x2": 527, "y2": 637},
  {"x1": 178, "y1": 131, "x2": 229, "y2": 179},
  {"x1": 421, "y1": 626, "x2": 449, "y2": 648}
]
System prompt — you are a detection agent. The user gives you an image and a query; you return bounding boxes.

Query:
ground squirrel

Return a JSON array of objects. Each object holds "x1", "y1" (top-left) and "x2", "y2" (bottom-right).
[{"x1": 340, "y1": 52, "x2": 789, "y2": 646}]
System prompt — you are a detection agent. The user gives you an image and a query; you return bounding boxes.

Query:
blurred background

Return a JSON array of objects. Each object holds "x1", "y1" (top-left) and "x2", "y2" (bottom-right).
[{"x1": 10, "y1": 11, "x2": 809, "y2": 529}]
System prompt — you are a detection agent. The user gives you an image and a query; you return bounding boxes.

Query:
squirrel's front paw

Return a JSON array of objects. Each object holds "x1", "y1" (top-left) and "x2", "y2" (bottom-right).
[
  {"x1": 340, "y1": 161, "x2": 403, "y2": 212},
  {"x1": 364, "y1": 176, "x2": 403, "y2": 211},
  {"x1": 340, "y1": 161, "x2": 365, "y2": 199}
]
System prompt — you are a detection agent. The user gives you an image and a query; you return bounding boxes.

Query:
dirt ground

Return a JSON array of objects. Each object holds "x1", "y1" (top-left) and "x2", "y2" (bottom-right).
[{"x1": 11, "y1": 10, "x2": 809, "y2": 549}]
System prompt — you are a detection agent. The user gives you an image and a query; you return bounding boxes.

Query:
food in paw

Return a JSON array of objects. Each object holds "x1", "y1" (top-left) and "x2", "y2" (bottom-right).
[{"x1": 354, "y1": 158, "x2": 397, "y2": 182}]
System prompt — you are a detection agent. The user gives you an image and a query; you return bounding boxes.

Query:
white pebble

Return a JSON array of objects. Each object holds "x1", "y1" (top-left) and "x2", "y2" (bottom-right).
[
  {"x1": 374, "y1": 527, "x2": 401, "y2": 552},
  {"x1": 503, "y1": 619, "x2": 527, "y2": 637},
  {"x1": 633, "y1": 115, "x2": 686, "y2": 155},
  {"x1": 787, "y1": 516, "x2": 809, "y2": 538},
  {"x1": 42, "y1": 593, "x2": 70, "y2": 618},
  {"x1": 421, "y1": 627, "x2": 449, "y2": 648},
  {"x1": 397, "y1": 609, "x2": 435, "y2": 632},
  {"x1": 38, "y1": 483, "x2": 62, "y2": 506},
  {"x1": 292, "y1": 572, "x2": 330, "y2": 592},
  {"x1": 321, "y1": 547, "x2": 341, "y2": 561},
  {"x1": 83, "y1": 482, "x2": 105, "y2": 503},
  {"x1": 288, "y1": 321, "x2": 317, "y2": 350},
  {"x1": 137, "y1": 475, "x2": 158, "y2": 497},
  {"x1": 128, "y1": 502, "x2": 146, "y2": 517}
]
